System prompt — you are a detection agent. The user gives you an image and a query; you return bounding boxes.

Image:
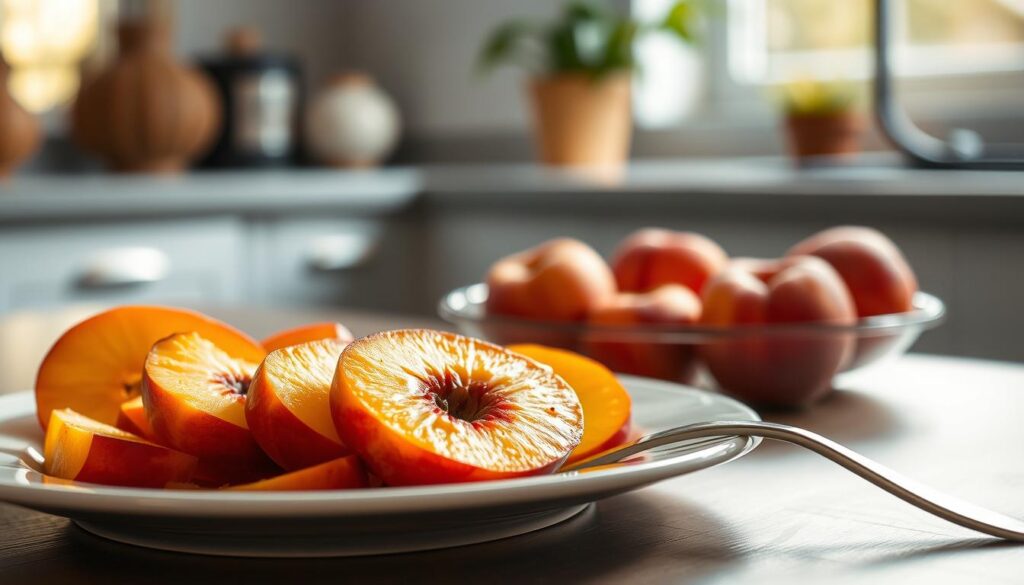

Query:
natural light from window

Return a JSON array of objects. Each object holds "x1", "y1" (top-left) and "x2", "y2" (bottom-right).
[{"x1": 730, "y1": 0, "x2": 1024, "y2": 83}]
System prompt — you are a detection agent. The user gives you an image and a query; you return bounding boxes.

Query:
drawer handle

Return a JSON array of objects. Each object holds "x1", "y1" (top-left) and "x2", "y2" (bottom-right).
[
  {"x1": 305, "y1": 233, "x2": 377, "y2": 272},
  {"x1": 77, "y1": 247, "x2": 170, "y2": 289}
]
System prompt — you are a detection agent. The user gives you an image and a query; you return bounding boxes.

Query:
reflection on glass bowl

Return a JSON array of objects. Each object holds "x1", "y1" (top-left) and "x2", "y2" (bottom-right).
[{"x1": 438, "y1": 284, "x2": 945, "y2": 407}]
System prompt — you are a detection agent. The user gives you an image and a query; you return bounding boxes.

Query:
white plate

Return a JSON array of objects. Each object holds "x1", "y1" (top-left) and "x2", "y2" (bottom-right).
[{"x1": 0, "y1": 376, "x2": 760, "y2": 557}]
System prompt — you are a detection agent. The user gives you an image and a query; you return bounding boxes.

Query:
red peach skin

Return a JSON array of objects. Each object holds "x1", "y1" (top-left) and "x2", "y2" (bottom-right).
[
  {"x1": 788, "y1": 226, "x2": 917, "y2": 317},
  {"x1": 486, "y1": 238, "x2": 616, "y2": 322},
  {"x1": 585, "y1": 284, "x2": 702, "y2": 383},
  {"x1": 612, "y1": 228, "x2": 728, "y2": 295},
  {"x1": 700, "y1": 256, "x2": 857, "y2": 406}
]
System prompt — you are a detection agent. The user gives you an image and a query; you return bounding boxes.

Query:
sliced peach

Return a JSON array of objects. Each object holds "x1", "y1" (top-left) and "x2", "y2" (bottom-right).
[
  {"x1": 35, "y1": 305, "x2": 265, "y2": 429},
  {"x1": 261, "y1": 322, "x2": 354, "y2": 353},
  {"x1": 507, "y1": 344, "x2": 631, "y2": 464},
  {"x1": 246, "y1": 339, "x2": 350, "y2": 470},
  {"x1": 115, "y1": 396, "x2": 156, "y2": 441},
  {"x1": 142, "y1": 332, "x2": 274, "y2": 480},
  {"x1": 228, "y1": 455, "x2": 368, "y2": 491},
  {"x1": 44, "y1": 408, "x2": 197, "y2": 488},
  {"x1": 332, "y1": 330, "x2": 583, "y2": 486}
]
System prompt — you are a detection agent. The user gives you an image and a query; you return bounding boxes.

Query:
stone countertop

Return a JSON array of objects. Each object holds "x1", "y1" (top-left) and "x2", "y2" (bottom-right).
[{"x1": 0, "y1": 157, "x2": 1021, "y2": 224}]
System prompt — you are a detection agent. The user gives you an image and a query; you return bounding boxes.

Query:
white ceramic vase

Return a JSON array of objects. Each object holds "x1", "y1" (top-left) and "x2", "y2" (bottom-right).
[{"x1": 305, "y1": 73, "x2": 400, "y2": 168}]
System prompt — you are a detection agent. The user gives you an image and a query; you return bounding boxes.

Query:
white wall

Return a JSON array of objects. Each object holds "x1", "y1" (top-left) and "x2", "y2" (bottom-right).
[
  {"x1": 174, "y1": 0, "x2": 555, "y2": 136},
  {"x1": 175, "y1": 0, "x2": 353, "y2": 94},
  {"x1": 342, "y1": 0, "x2": 556, "y2": 135}
]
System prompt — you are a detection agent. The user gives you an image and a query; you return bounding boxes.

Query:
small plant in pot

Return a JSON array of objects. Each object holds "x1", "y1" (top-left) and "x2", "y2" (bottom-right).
[
  {"x1": 479, "y1": 1, "x2": 702, "y2": 170},
  {"x1": 779, "y1": 79, "x2": 865, "y2": 164}
]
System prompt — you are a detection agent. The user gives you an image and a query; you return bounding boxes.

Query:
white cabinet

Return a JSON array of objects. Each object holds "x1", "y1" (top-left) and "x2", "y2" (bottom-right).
[
  {"x1": 249, "y1": 216, "x2": 422, "y2": 312},
  {"x1": 0, "y1": 218, "x2": 246, "y2": 312}
]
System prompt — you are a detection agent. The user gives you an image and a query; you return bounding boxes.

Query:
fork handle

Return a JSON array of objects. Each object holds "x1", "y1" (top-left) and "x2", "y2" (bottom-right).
[{"x1": 570, "y1": 420, "x2": 1024, "y2": 541}]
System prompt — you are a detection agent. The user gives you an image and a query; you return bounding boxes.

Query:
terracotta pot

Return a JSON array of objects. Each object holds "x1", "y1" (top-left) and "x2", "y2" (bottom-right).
[
  {"x1": 529, "y1": 73, "x2": 632, "y2": 168},
  {"x1": 0, "y1": 59, "x2": 40, "y2": 177},
  {"x1": 784, "y1": 112, "x2": 864, "y2": 161},
  {"x1": 71, "y1": 20, "x2": 221, "y2": 173}
]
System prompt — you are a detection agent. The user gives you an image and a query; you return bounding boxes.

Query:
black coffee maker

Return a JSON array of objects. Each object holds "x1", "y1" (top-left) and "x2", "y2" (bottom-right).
[{"x1": 198, "y1": 28, "x2": 302, "y2": 168}]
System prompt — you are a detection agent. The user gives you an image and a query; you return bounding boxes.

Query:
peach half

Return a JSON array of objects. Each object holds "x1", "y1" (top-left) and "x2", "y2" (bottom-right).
[
  {"x1": 142, "y1": 332, "x2": 275, "y2": 480},
  {"x1": 44, "y1": 408, "x2": 197, "y2": 488},
  {"x1": 35, "y1": 305, "x2": 265, "y2": 429},
  {"x1": 507, "y1": 344, "x2": 631, "y2": 465},
  {"x1": 261, "y1": 321, "x2": 354, "y2": 353},
  {"x1": 332, "y1": 330, "x2": 584, "y2": 486},
  {"x1": 246, "y1": 339, "x2": 350, "y2": 470}
]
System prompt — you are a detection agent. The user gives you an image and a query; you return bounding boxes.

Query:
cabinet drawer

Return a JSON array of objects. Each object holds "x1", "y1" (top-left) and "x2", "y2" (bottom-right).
[
  {"x1": 252, "y1": 217, "x2": 420, "y2": 312},
  {"x1": 0, "y1": 218, "x2": 246, "y2": 312}
]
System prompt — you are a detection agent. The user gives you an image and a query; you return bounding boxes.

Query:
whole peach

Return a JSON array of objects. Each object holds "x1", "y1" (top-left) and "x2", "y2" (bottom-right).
[
  {"x1": 700, "y1": 256, "x2": 857, "y2": 407},
  {"x1": 486, "y1": 238, "x2": 616, "y2": 321},
  {"x1": 788, "y1": 226, "x2": 917, "y2": 317},
  {"x1": 585, "y1": 284, "x2": 702, "y2": 383},
  {"x1": 612, "y1": 228, "x2": 728, "y2": 295}
]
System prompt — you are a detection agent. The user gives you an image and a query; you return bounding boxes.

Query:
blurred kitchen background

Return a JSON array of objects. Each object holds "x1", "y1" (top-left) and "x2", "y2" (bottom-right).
[{"x1": 0, "y1": 0, "x2": 1022, "y2": 389}]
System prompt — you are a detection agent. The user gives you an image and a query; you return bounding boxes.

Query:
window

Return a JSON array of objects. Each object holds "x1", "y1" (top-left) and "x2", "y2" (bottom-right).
[
  {"x1": 1, "y1": 0, "x2": 103, "y2": 113},
  {"x1": 730, "y1": 0, "x2": 1024, "y2": 83}
]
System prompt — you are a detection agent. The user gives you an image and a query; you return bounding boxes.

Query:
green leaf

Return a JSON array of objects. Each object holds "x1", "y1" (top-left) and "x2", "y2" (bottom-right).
[
  {"x1": 477, "y1": 20, "x2": 537, "y2": 75},
  {"x1": 662, "y1": 1, "x2": 698, "y2": 43},
  {"x1": 601, "y1": 20, "x2": 638, "y2": 73}
]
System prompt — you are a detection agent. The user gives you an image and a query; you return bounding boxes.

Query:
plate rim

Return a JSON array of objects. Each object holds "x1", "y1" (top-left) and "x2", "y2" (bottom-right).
[{"x1": 0, "y1": 376, "x2": 760, "y2": 518}]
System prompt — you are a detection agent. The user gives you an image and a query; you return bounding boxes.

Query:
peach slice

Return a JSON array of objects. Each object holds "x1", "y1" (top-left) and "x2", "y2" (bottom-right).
[
  {"x1": 332, "y1": 329, "x2": 584, "y2": 486},
  {"x1": 246, "y1": 339, "x2": 350, "y2": 470},
  {"x1": 142, "y1": 332, "x2": 272, "y2": 474},
  {"x1": 44, "y1": 408, "x2": 197, "y2": 488},
  {"x1": 507, "y1": 344, "x2": 631, "y2": 464},
  {"x1": 36, "y1": 305, "x2": 265, "y2": 429},
  {"x1": 228, "y1": 455, "x2": 368, "y2": 491},
  {"x1": 261, "y1": 322, "x2": 354, "y2": 353},
  {"x1": 115, "y1": 396, "x2": 156, "y2": 441}
]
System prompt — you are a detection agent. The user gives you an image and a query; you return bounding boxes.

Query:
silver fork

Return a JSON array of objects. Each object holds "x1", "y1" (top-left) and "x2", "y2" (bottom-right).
[{"x1": 566, "y1": 420, "x2": 1024, "y2": 542}]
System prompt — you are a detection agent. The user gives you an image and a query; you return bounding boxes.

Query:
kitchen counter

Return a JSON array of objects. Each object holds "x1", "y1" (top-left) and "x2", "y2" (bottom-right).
[
  {"x1": 0, "y1": 157, "x2": 1021, "y2": 224},
  {"x1": 0, "y1": 157, "x2": 1021, "y2": 361},
  {"x1": 0, "y1": 169, "x2": 421, "y2": 222},
  {"x1": 1, "y1": 304, "x2": 1022, "y2": 584}
]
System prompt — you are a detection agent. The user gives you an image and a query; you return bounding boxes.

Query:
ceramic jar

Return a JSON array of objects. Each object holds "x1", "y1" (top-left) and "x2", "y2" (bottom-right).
[{"x1": 305, "y1": 73, "x2": 400, "y2": 168}]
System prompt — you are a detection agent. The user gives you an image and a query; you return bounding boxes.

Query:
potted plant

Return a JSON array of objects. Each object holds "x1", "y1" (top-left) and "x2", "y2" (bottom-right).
[
  {"x1": 479, "y1": 2, "x2": 702, "y2": 169},
  {"x1": 779, "y1": 79, "x2": 865, "y2": 163}
]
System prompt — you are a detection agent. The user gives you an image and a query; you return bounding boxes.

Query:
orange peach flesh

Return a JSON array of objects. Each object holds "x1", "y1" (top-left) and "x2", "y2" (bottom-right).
[
  {"x1": 261, "y1": 322, "x2": 354, "y2": 353},
  {"x1": 35, "y1": 305, "x2": 265, "y2": 429},
  {"x1": 246, "y1": 339, "x2": 349, "y2": 470},
  {"x1": 44, "y1": 408, "x2": 197, "y2": 488},
  {"x1": 333, "y1": 330, "x2": 584, "y2": 486},
  {"x1": 115, "y1": 396, "x2": 156, "y2": 441},
  {"x1": 228, "y1": 455, "x2": 368, "y2": 491},
  {"x1": 507, "y1": 344, "x2": 631, "y2": 464},
  {"x1": 142, "y1": 332, "x2": 266, "y2": 463}
]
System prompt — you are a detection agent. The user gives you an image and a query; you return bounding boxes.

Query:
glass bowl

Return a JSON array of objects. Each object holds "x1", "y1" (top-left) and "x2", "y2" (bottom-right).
[{"x1": 438, "y1": 284, "x2": 946, "y2": 407}]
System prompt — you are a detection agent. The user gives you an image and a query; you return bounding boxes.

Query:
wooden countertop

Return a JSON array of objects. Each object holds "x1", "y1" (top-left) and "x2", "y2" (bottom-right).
[{"x1": 1, "y1": 306, "x2": 1022, "y2": 583}]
